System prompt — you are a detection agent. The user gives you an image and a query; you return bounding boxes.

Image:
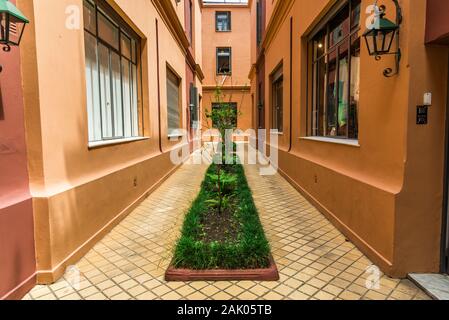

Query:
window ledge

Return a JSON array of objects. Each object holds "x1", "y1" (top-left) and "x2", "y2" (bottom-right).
[
  {"x1": 168, "y1": 134, "x2": 185, "y2": 139},
  {"x1": 88, "y1": 137, "x2": 149, "y2": 149},
  {"x1": 300, "y1": 136, "x2": 360, "y2": 147}
]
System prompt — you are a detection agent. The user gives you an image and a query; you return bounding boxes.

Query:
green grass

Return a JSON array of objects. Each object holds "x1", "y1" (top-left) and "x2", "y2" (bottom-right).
[{"x1": 172, "y1": 164, "x2": 271, "y2": 270}]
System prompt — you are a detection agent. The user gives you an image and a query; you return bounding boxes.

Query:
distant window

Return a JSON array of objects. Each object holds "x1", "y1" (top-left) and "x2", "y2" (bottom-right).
[
  {"x1": 211, "y1": 102, "x2": 237, "y2": 128},
  {"x1": 216, "y1": 11, "x2": 231, "y2": 32},
  {"x1": 217, "y1": 47, "x2": 232, "y2": 75},
  {"x1": 166, "y1": 67, "x2": 181, "y2": 135},
  {"x1": 83, "y1": 0, "x2": 141, "y2": 143},
  {"x1": 271, "y1": 66, "x2": 283, "y2": 132}
]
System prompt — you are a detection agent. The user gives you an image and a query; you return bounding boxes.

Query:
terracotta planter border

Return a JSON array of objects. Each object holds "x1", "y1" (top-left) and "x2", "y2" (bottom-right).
[{"x1": 165, "y1": 256, "x2": 279, "y2": 282}]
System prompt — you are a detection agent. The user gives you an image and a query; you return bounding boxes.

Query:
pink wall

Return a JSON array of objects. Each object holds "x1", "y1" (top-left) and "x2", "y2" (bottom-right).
[
  {"x1": 0, "y1": 1, "x2": 36, "y2": 299},
  {"x1": 426, "y1": 0, "x2": 449, "y2": 44}
]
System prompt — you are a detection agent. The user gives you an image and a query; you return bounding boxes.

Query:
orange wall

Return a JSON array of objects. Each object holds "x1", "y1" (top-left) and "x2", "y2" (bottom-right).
[
  {"x1": 253, "y1": 0, "x2": 448, "y2": 276},
  {"x1": 201, "y1": 5, "x2": 251, "y2": 87},
  {"x1": 201, "y1": 89, "x2": 253, "y2": 132},
  {"x1": 202, "y1": 4, "x2": 253, "y2": 132},
  {"x1": 18, "y1": 0, "x2": 202, "y2": 283}
]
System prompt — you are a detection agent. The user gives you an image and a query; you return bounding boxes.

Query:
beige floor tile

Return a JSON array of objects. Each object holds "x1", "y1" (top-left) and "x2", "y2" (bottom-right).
[
  {"x1": 176, "y1": 285, "x2": 196, "y2": 297},
  {"x1": 199, "y1": 285, "x2": 220, "y2": 297},
  {"x1": 224, "y1": 285, "x2": 245, "y2": 297},
  {"x1": 79, "y1": 286, "x2": 100, "y2": 298},
  {"x1": 136, "y1": 291, "x2": 158, "y2": 300},
  {"x1": 212, "y1": 292, "x2": 233, "y2": 300},
  {"x1": 103, "y1": 286, "x2": 123, "y2": 298},
  {"x1": 288, "y1": 290, "x2": 310, "y2": 300},
  {"x1": 111, "y1": 292, "x2": 132, "y2": 300},
  {"x1": 186, "y1": 291, "x2": 208, "y2": 300},
  {"x1": 314, "y1": 291, "x2": 335, "y2": 300},
  {"x1": 161, "y1": 291, "x2": 183, "y2": 300},
  {"x1": 363, "y1": 290, "x2": 388, "y2": 300},
  {"x1": 97, "y1": 279, "x2": 115, "y2": 291},
  {"x1": 262, "y1": 291, "x2": 284, "y2": 300},
  {"x1": 85, "y1": 292, "x2": 107, "y2": 300},
  {"x1": 127, "y1": 285, "x2": 147, "y2": 297},
  {"x1": 60, "y1": 293, "x2": 82, "y2": 300},
  {"x1": 152, "y1": 285, "x2": 171, "y2": 297},
  {"x1": 339, "y1": 291, "x2": 362, "y2": 300},
  {"x1": 24, "y1": 161, "x2": 428, "y2": 302}
]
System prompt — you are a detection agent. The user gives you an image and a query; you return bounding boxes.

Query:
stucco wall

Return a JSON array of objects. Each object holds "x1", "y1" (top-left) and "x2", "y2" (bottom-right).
[
  {"x1": 256, "y1": 0, "x2": 448, "y2": 276},
  {"x1": 201, "y1": 4, "x2": 253, "y2": 134},
  {"x1": 0, "y1": 0, "x2": 36, "y2": 299},
  {"x1": 201, "y1": 5, "x2": 251, "y2": 87},
  {"x1": 425, "y1": 0, "x2": 449, "y2": 44},
  {"x1": 18, "y1": 0, "x2": 198, "y2": 283}
]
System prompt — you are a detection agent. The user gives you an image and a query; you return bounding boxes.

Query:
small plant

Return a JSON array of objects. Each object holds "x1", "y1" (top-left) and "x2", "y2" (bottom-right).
[
  {"x1": 204, "y1": 87, "x2": 242, "y2": 215},
  {"x1": 172, "y1": 164, "x2": 271, "y2": 270}
]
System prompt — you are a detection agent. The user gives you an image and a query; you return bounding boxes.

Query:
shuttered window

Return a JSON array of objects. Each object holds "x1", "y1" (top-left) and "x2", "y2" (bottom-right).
[
  {"x1": 271, "y1": 66, "x2": 283, "y2": 132},
  {"x1": 166, "y1": 68, "x2": 181, "y2": 135},
  {"x1": 190, "y1": 84, "x2": 199, "y2": 128}
]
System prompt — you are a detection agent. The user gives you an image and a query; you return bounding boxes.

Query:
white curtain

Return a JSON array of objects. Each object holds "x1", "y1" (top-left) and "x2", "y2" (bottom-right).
[{"x1": 84, "y1": 32, "x2": 102, "y2": 142}]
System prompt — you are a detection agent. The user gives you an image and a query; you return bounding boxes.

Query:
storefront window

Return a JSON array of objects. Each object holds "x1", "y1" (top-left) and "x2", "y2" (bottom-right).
[{"x1": 310, "y1": 0, "x2": 360, "y2": 139}]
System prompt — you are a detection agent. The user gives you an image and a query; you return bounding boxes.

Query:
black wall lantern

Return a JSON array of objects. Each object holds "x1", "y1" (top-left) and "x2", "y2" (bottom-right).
[
  {"x1": 363, "y1": 0, "x2": 402, "y2": 77},
  {"x1": 0, "y1": 0, "x2": 29, "y2": 72}
]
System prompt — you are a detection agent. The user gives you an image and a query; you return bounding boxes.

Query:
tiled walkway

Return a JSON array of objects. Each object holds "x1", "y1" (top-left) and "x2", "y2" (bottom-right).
[{"x1": 24, "y1": 161, "x2": 430, "y2": 300}]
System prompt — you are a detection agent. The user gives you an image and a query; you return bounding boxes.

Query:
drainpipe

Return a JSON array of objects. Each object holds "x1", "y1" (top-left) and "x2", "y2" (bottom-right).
[
  {"x1": 156, "y1": 18, "x2": 163, "y2": 153},
  {"x1": 288, "y1": 17, "x2": 293, "y2": 153}
]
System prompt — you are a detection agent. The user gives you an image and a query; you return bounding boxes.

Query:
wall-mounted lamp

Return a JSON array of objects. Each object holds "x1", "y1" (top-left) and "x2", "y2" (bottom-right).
[
  {"x1": 0, "y1": 0, "x2": 29, "y2": 72},
  {"x1": 363, "y1": 0, "x2": 402, "y2": 77}
]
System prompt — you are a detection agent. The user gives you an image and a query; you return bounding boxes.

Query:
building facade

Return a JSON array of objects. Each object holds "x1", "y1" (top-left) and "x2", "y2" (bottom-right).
[
  {"x1": 250, "y1": 0, "x2": 449, "y2": 277},
  {"x1": 201, "y1": 1, "x2": 253, "y2": 133},
  {"x1": 3, "y1": 0, "x2": 204, "y2": 296}
]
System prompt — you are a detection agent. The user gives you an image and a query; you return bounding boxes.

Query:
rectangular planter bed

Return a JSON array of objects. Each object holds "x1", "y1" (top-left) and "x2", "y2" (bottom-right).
[
  {"x1": 165, "y1": 163, "x2": 279, "y2": 282},
  {"x1": 165, "y1": 256, "x2": 279, "y2": 281}
]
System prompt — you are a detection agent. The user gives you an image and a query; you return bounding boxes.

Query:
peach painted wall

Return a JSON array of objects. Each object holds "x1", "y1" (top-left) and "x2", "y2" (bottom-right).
[
  {"x1": 201, "y1": 4, "x2": 252, "y2": 133},
  {"x1": 255, "y1": 0, "x2": 448, "y2": 276},
  {"x1": 18, "y1": 0, "x2": 199, "y2": 283},
  {"x1": 0, "y1": 0, "x2": 36, "y2": 299},
  {"x1": 201, "y1": 5, "x2": 251, "y2": 87},
  {"x1": 201, "y1": 89, "x2": 253, "y2": 132}
]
